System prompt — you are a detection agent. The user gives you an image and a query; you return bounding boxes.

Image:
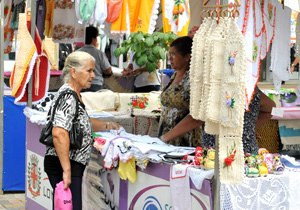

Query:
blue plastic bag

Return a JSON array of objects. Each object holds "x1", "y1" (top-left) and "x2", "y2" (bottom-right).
[{"x1": 54, "y1": 181, "x2": 72, "y2": 210}]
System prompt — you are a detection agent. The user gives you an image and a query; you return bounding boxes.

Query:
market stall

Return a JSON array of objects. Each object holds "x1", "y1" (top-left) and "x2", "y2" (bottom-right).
[
  {"x1": 2, "y1": 0, "x2": 300, "y2": 209},
  {"x1": 25, "y1": 119, "x2": 213, "y2": 210}
]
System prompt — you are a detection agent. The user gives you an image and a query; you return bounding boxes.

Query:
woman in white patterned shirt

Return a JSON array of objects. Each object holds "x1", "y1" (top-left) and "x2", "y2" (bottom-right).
[{"x1": 43, "y1": 51, "x2": 121, "y2": 210}]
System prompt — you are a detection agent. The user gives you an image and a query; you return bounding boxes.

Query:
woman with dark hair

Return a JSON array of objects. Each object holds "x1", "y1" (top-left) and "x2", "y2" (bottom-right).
[{"x1": 158, "y1": 36, "x2": 203, "y2": 147}]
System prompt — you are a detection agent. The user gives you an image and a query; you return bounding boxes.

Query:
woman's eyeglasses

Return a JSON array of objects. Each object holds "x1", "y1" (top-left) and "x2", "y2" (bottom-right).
[{"x1": 167, "y1": 52, "x2": 176, "y2": 59}]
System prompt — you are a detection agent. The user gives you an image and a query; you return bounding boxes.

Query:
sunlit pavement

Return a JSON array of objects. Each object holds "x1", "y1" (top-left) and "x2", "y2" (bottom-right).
[{"x1": 0, "y1": 193, "x2": 25, "y2": 210}]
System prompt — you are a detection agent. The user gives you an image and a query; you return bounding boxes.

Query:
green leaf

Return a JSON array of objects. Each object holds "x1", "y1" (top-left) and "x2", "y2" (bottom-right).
[
  {"x1": 158, "y1": 33, "x2": 165, "y2": 40},
  {"x1": 129, "y1": 32, "x2": 137, "y2": 38},
  {"x1": 114, "y1": 48, "x2": 121, "y2": 57},
  {"x1": 153, "y1": 45, "x2": 162, "y2": 55},
  {"x1": 158, "y1": 48, "x2": 166, "y2": 60},
  {"x1": 119, "y1": 47, "x2": 127, "y2": 55},
  {"x1": 153, "y1": 35, "x2": 159, "y2": 41},
  {"x1": 146, "y1": 61, "x2": 157, "y2": 72},
  {"x1": 170, "y1": 33, "x2": 178, "y2": 40},
  {"x1": 136, "y1": 51, "x2": 142, "y2": 58},
  {"x1": 145, "y1": 37, "x2": 154, "y2": 47},
  {"x1": 132, "y1": 53, "x2": 138, "y2": 62},
  {"x1": 163, "y1": 33, "x2": 169, "y2": 42},
  {"x1": 135, "y1": 33, "x2": 143, "y2": 42},
  {"x1": 136, "y1": 54, "x2": 147, "y2": 67},
  {"x1": 144, "y1": 49, "x2": 151, "y2": 56},
  {"x1": 147, "y1": 53, "x2": 156, "y2": 62}
]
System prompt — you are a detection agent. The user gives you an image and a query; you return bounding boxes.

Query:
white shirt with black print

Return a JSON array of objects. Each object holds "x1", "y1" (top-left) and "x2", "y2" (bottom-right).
[{"x1": 45, "y1": 83, "x2": 93, "y2": 165}]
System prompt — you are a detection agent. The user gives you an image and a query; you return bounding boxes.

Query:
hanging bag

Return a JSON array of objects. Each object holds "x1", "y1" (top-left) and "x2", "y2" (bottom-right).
[
  {"x1": 54, "y1": 181, "x2": 73, "y2": 210},
  {"x1": 39, "y1": 89, "x2": 83, "y2": 149}
]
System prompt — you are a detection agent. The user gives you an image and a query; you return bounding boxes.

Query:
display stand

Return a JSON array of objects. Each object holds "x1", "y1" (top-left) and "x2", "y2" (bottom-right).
[{"x1": 25, "y1": 119, "x2": 213, "y2": 210}]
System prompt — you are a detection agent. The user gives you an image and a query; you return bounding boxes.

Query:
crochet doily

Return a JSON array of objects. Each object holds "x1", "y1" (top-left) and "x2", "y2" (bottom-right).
[
  {"x1": 206, "y1": 18, "x2": 231, "y2": 124},
  {"x1": 220, "y1": 173, "x2": 300, "y2": 209},
  {"x1": 218, "y1": 136, "x2": 244, "y2": 185},
  {"x1": 190, "y1": 18, "x2": 214, "y2": 120},
  {"x1": 198, "y1": 19, "x2": 218, "y2": 121}
]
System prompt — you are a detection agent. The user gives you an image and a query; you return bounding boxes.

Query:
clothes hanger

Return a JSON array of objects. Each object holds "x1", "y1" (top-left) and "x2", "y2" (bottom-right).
[
  {"x1": 202, "y1": 0, "x2": 241, "y2": 8},
  {"x1": 201, "y1": 0, "x2": 241, "y2": 19}
]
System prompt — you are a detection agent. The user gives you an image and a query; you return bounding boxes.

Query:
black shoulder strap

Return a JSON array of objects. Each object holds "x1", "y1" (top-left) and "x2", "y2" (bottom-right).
[{"x1": 49, "y1": 89, "x2": 80, "y2": 122}]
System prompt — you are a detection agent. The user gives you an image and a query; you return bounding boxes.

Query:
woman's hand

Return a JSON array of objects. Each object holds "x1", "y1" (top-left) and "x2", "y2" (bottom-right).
[
  {"x1": 63, "y1": 170, "x2": 71, "y2": 190},
  {"x1": 122, "y1": 68, "x2": 133, "y2": 76},
  {"x1": 106, "y1": 121, "x2": 121, "y2": 131},
  {"x1": 291, "y1": 65, "x2": 295, "y2": 73}
]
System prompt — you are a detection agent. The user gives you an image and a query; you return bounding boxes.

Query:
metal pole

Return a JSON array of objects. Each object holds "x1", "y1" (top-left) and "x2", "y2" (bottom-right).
[
  {"x1": 212, "y1": 135, "x2": 220, "y2": 210},
  {"x1": 0, "y1": 0, "x2": 5, "y2": 195},
  {"x1": 27, "y1": 0, "x2": 37, "y2": 108}
]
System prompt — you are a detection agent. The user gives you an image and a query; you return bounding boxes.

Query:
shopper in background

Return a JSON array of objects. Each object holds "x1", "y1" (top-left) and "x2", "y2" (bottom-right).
[
  {"x1": 43, "y1": 51, "x2": 120, "y2": 210},
  {"x1": 78, "y1": 26, "x2": 112, "y2": 92},
  {"x1": 58, "y1": 43, "x2": 73, "y2": 70},
  {"x1": 291, "y1": 55, "x2": 299, "y2": 73},
  {"x1": 158, "y1": 36, "x2": 203, "y2": 147},
  {"x1": 122, "y1": 53, "x2": 161, "y2": 92}
]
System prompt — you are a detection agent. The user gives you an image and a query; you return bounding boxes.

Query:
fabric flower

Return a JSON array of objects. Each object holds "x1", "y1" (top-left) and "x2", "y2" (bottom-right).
[
  {"x1": 225, "y1": 157, "x2": 233, "y2": 166},
  {"x1": 223, "y1": 142, "x2": 237, "y2": 168}
]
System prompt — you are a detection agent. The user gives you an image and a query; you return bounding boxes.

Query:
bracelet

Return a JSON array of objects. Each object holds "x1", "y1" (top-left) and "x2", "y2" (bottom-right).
[
  {"x1": 160, "y1": 135, "x2": 167, "y2": 143},
  {"x1": 105, "y1": 122, "x2": 110, "y2": 131},
  {"x1": 292, "y1": 63, "x2": 295, "y2": 67}
]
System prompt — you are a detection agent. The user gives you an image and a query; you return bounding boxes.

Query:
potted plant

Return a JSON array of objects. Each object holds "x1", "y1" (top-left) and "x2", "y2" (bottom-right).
[{"x1": 114, "y1": 31, "x2": 178, "y2": 72}]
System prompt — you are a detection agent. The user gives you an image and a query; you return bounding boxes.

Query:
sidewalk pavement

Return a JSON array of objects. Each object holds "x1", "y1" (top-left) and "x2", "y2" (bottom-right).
[{"x1": 0, "y1": 193, "x2": 25, "y2": 210}]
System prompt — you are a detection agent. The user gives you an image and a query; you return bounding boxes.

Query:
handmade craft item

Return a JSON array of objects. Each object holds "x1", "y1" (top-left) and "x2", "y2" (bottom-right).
[{"x1": 161, "y1": 0, "x2": 190, "y2": 36}]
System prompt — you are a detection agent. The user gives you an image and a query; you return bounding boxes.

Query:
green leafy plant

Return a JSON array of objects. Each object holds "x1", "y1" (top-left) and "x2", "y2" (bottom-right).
[{"x1": 114, "y1": 31, "x2": 178, "y2": 73}]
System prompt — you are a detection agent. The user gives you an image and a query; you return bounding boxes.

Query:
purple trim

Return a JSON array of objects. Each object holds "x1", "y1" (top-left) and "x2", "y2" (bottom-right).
[
  {"x1": 190, "y1": 177, "x2": 212, "y2": 210},
  {"x1": 190, "y1": 179, "x2": 212, "y2": 195},
  {"x1": 26, "y1": 197, "x2": 48, "y2": 210},
  {"x1": 26, "y1": 119, "x2": 46, "y2": 156},
  {"x1": 137, "y1": 162, "x2": 170, "y2": 181},
  {"x1": 119, "y1": 179, "x2": 128, "y2": 210}
]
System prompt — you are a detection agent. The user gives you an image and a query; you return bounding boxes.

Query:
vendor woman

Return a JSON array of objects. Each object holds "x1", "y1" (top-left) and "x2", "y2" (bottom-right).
[{"x1": 158, "y1": 36, "x2": 203, "y2": 147}]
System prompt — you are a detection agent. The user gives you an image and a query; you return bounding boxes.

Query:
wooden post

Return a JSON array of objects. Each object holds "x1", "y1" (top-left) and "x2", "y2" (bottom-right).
[{"x1": 27, "y1": 0, "x2": 37, "y2": 107}]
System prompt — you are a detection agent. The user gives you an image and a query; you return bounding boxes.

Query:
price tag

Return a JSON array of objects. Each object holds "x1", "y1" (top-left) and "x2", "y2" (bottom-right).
[{"x1": 271, "y1": 107, "x2": 284, "y2": 117}]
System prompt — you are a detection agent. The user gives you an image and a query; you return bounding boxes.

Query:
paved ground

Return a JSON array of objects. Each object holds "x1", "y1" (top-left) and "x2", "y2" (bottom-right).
[{"x1": 0, "y1": 193, "x2": 25, "y2": 210}]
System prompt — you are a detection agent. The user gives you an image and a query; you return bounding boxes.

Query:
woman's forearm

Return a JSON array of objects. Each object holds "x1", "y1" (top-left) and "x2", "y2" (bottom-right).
[
  {"x1": 163, "y1": 115, "x2": 203, "y2": 141},
  {"x1": 90, "y1": 118, "x2": 121, "y2": 132},
  {"x1": 255, "y1": 112, "x2": 272, "y2": 130},
  {"x1": 52, "y1": 127, "x2": 71, "y2": 173},
  {"x1": 90, "y1": 118, "x2": 107, "y2": 131}
]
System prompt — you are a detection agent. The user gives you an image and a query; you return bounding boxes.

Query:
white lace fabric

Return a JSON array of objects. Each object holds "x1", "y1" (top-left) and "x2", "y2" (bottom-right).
[
  {"x1": 206, "y1": 19, "x2": 230, "y2": 124},
  {"x1": 190, "y1": 18, "x2": 217, "y2": 121},
  {"x1": 190, "y1": 17, "x2": 246, "y2": 185},
  {"x1": 254, "y1": 0, "x2": 264, "y2": 37},
  {"x1": 190, "y1": 18, "x2": 212, "y2": 120},
  {"x1": 270, "y1": 1, "x2": 292, "y2": 91},
  {"x1": 221, "y1": 172, "x2": 300, "y2": 209}
]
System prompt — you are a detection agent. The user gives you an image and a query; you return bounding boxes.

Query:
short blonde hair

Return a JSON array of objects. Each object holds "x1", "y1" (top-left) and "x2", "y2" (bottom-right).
[{"x1": 62, "y1": 51, "x2": 95, "y2": 82}]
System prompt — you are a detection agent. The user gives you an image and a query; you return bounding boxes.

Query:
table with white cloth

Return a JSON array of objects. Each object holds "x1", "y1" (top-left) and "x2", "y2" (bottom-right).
[
  {"x1": 82, "y1": 148, "x2": 213, "y2": 210},
  {"x1": 220, "y1": 172, "x2": 300, "y2": 209}
]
